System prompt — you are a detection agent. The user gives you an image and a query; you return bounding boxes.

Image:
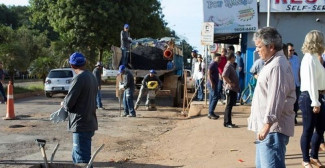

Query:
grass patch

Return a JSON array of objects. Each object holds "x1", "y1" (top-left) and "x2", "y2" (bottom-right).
[{"x1": 4, "y1": 84, "x2": 44, "y2": 94}]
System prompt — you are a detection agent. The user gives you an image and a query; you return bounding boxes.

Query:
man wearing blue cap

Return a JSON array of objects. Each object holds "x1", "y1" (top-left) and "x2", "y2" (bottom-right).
[
  {"x1": 120, "y1": 24, "x2": 132, "y2": 67},
  {"x1": 135, "y1": 69, "x2": 162, "y2": 110},
  {"x1": 119, "y1": 65, "x2": 136, "y2": 117},
  {"x1": 61, "y1": 52, "x2": 98, "y2": 166},
  {"x1": 93, "y1": 62, "x2": 104, "y2": 110}
]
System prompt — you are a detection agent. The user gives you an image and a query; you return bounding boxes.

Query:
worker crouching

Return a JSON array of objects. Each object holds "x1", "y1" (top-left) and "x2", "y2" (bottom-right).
[{"x1": 135, "y1": 70, "x2": 162, "y2": 111}]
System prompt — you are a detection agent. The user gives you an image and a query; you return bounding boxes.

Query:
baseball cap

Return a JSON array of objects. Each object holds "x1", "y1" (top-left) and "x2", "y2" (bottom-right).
[
  {"x1": 124, "y1": 24, "x2": 129, "y2": 29},
  {"x1": 149, "y1": 69, "x2": 156, "y2": 74},
  {"x1": 95, "y1": 62, "x2": 103, "y2": 66},
  {"x1": 192, "y1": 50, "x2": 198, "y2": 54},
  {"x1": 119, "y1": 65, "x2": 126, "y2": 73},
  {"x1": 69, "y1": 52, "x2": 86, "y2": 66}
]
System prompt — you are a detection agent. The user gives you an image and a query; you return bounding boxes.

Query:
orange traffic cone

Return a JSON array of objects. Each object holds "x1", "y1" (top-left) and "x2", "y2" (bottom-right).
[{"x1": 3, "y1": 81, "x2": 15, "y2": 120}]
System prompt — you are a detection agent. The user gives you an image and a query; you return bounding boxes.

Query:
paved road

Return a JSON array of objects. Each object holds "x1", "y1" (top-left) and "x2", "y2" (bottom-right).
[{"x1": 0, "y1": 84, "x2": 321, "y2": 168}]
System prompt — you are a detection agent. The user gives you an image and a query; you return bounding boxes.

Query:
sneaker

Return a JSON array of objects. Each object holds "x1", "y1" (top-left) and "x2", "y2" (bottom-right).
[
  {"x1": 207, "y1": 114, "x2": 219, "y2": 120},
  {"x1": 127, "y1": 114, "x2": 136, "y2": 117},
  {"x1": 121, "y1": 114, "x2": 128, "y2": 117},
  {"x1": 224, "y1": 124, "x2": 237, "y2": 128},
  {"x1": 97, "y1": 107, "x2": 105, "y2": 110}
]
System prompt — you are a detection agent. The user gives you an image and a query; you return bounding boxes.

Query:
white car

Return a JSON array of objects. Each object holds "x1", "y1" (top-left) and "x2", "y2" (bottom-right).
[{"x1": 44, "y1": 68, "x2": 76, "y2": 97}]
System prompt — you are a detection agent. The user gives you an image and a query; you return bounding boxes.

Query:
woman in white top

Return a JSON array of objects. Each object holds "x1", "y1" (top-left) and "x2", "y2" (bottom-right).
[
  {"x1": 193, "y1": 54, "x2": 205, "y2": 101},
  {"x1": 300, "y1": 30, "x2": 325, "y2": 168}
]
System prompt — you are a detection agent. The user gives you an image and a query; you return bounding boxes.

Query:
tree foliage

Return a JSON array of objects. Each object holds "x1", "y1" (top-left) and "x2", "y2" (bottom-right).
[
  {"x1": 0, "y1": 1, "x2": 193, "y2": 81},
  {"x1": 30, "y1": 0, "x2": 172, "y2": 62},
  {"x1": 0, "y1": 25, "x2": 50, "y2": 83},
  {"x1": 0, "y1": 5, "x2": 29, "y2": 29}
]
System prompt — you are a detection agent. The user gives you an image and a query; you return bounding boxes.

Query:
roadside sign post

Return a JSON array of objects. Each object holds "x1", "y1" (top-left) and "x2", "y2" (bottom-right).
[{"x1": 201, "y1": 22, "x2": 214, "y2": 105}]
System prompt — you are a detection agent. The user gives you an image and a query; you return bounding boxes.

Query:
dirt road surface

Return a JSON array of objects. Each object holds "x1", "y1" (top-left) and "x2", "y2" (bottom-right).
[{"x1": 0, "y1": 85, "x2": 317, "y2": 167}]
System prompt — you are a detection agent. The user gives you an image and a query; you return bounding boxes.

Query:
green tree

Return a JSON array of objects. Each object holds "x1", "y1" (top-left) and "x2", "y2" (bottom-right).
[
  {"x1": 0, "y1": 5, "x2": 30, "y2": 29},
  {"x1": 29, "y1": 56, "x2": 56, "y2": 83},
  {"x1": 0, "y1": 26, "x2": 50, "y2": 83},
  {"x1": 30, "y1": 0, "x2": 172, "y2": 63}
]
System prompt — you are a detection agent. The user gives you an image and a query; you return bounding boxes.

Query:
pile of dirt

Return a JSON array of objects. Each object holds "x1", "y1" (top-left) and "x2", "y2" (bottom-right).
[{"x1": 130, "y1": 46, "x2": 168, "y2": 70}]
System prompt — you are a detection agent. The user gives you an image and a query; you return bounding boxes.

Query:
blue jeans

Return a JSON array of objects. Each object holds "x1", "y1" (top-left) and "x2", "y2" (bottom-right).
[
  {"x1": 123, "y1": 89, "x2": 136, "y2": 116},
  {"x1": 217, "y1": 79, "x2": 225, "y2": 100},
  {"x1": 195, "y1": 79, "x2": 204, "y2": 101},
  {"x1": 0, "y1": 83, "x2": 7, "y2": 102},
  {"x1": 299, "y1": 91, "x2": 325, "y2": 162},
  {"x1": 255, "y1": 132, "x2": 289, "y2": 168},
  {"x1": 208, "y1": 83, "x2": 219, "y2": 115},
  {"x1": 121, "y1": 48, "x2": 129, "y2": 66},
  {"x1": 72, "y1": 131, "x2": 95, "y2": 164},
  {"x1": 237, "y1": 76, "x2": 245, "y2": 100},
  {"x1": 96, "y1": 90, "x2": 103, "y2": 108}
]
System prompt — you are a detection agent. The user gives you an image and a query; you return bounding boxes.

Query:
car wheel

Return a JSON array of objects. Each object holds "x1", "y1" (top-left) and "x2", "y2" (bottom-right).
[{"x1": 45, "y1": 92, "x2": 53, "y2": 98}]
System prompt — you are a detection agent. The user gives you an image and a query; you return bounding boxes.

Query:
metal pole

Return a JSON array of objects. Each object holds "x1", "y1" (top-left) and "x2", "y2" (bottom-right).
[
  {"x1": 204, "y1": 45, "x2": 208, "y2": 105},
  {"x1": 267, "y1": 0, "x2": 271, "y2": 27}
]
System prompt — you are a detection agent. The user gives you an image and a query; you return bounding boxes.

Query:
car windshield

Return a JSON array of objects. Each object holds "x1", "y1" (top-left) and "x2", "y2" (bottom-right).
[{"x1": 48, "y1": 70, "x2": 73, "y2": 78}]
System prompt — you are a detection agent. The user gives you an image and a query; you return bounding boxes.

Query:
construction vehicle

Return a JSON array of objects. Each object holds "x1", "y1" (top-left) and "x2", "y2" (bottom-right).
[{"x1": 103, "y1": 37, "x2": 184, "y2": 107}]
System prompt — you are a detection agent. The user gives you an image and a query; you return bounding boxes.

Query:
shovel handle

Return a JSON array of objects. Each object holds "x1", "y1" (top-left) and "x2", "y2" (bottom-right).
[
  {"x1": 86, "y1": 144, "x2": 105, "y2": 168},
  {"x1": 40, "y1": 147, "x2": 49, "y2": 168}
]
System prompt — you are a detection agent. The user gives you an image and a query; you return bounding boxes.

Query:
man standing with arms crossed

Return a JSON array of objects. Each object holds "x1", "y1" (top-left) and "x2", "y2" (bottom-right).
[
  {"x1": 62, "y1": 52, "x2": 98, "y2": 166},
  {"x1": 247, "y1": 27, "x2": 296, "y2": 167}
]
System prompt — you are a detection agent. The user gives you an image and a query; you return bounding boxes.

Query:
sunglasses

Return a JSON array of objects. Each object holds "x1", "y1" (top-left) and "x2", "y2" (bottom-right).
[{"x1": 289, "y1": 49, "x2": 295, "y2": 52}]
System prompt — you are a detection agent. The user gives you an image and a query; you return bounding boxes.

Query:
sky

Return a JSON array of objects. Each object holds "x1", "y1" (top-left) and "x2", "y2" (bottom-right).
[{"x1": 0, "y1": 0, "x2": 204, "y2": 53}]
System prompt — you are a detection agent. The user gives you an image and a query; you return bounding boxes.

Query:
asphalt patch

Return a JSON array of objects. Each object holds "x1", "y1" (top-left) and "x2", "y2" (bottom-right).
[{"x1": 8, "y1": 124, "x2": 26, "y2": 128}]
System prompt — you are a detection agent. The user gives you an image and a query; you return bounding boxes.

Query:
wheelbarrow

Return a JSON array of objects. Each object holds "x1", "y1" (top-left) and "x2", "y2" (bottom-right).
[{"x1": 34, "y1": 139, "x2": 104, "y2": 168}]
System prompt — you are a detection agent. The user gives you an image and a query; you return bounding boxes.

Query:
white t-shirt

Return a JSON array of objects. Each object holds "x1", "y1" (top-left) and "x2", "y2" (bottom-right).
[{"x1": 193, "y1": 61, "x2": 205, "y2": 80}]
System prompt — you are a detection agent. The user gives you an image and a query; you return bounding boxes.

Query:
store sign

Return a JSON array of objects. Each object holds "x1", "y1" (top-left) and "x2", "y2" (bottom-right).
[
  {"x1": 260, "y1": 0, "x2": 325, "y2": 12},
  {"x1": 203, "y1": 0, "x2": 258, "y2": 33},
  {"x1": 201, "y1": 22, "x2": 214, "y2": 46}
]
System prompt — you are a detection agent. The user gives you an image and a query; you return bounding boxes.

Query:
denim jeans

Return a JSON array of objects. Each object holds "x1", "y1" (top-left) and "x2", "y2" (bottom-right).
[
  {"x1": 72, "y1": 131, "x2": 95, "y2": 164},
  {"x1": 123, "y1": 89, "x2": 136, "y2": 116},
  {"x1": 294, "y1": 86, "x2": 301, "y2": 115},
  {"x1": 0, "y1": 83, "x2": 7, "y2": 102},
  {"x1": 195, "y1": 79, "x2": 204, "y2": 101},
  {"x1": 255, "y1": 132, "x2": 289, "y2": 168},
  {"x1": 217, "y1": 79, "x2": 225, "y2": 100},
  {"x1": 224, "y1": 90, "x2": 237, "y2": 125},
  {"x1": 237, "y1": 76, "x2": 245, "y2": 100},
  {"x1": 208, "y1": 83, "x2": 219, "y2": 116},
  {"x1": 121, "y1": 48, "x2": 129, "y2": 66},
  {"x1": 135, "y1": 85, "x2": 147, "y2": 106},
  {"x1": 96, "y1": 90, "x2": 103, "y2": 108},
  {"x1": 299, "y1": 91, "x2": 325, "y2": 162}
]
